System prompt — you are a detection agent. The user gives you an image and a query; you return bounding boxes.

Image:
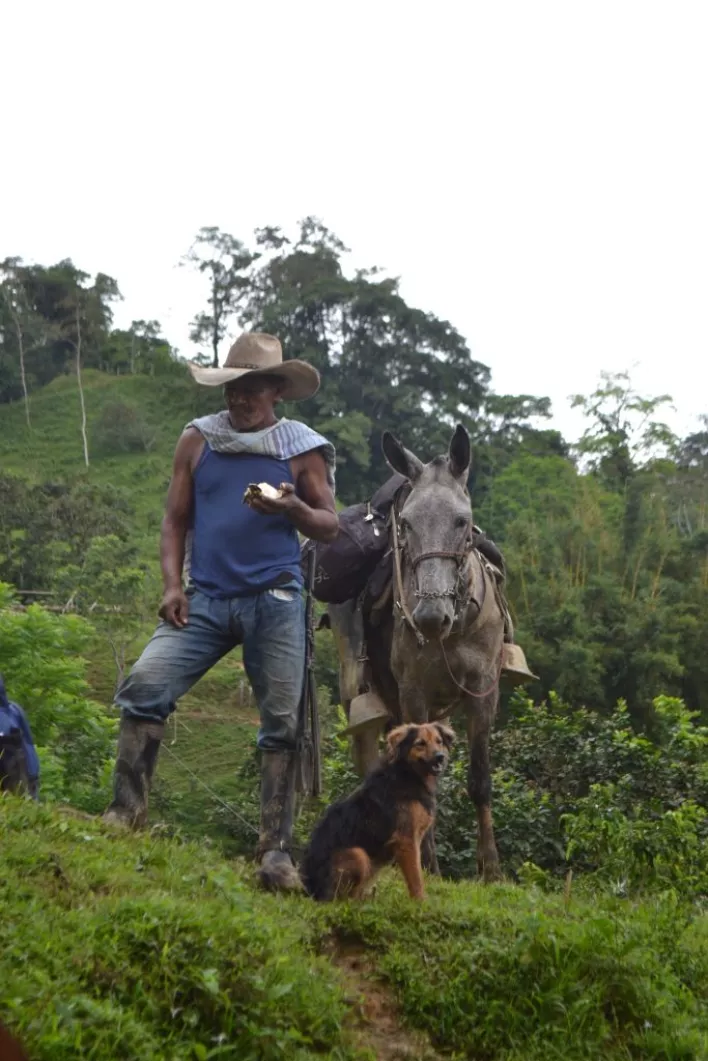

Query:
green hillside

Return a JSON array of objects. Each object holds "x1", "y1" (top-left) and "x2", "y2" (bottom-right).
[
  {"x1": 2, "y1": 797, "x2": 706, "y2": 1061},
  {"x1": 0, "y1": 369, "x2": 219, "y2": 555}
]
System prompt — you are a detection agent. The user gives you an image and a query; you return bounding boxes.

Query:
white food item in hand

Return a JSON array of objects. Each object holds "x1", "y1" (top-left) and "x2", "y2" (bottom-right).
[{"x1": 243, "y1": 481, "x2": 284, "y2": 504}]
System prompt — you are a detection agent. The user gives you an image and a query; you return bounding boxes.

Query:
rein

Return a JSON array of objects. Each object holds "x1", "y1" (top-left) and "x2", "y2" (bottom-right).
[
  {"x1": 440, "y1": 639, "x2": 504, "y2": 701},
  {"x1": 391, "y1": 513, "x2": 426, "y2": 647}
]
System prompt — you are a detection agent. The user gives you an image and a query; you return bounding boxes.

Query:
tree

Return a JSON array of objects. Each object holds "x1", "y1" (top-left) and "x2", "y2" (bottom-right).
[
  {"x1": 182, "y1": 227, "x2": 256, "y2": 367},
  {"x1": 0, "y1": 474, "x2": 134, "y2": 592},
  {"x1": 570, "y1": 371, "x2": 677, "y2": 489},
  {"x1": 53, "y1": 272, "x2": 122, "y2": 467},
  {"x1": 0, "y1": 257, "x2": 43, "y2": 428},
  {"x1": 188, "y1": 217, "x2": 551, "y2": 502}
]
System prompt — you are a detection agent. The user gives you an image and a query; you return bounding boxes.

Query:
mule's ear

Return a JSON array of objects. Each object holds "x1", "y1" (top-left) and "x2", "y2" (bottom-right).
[
  {"x1": 448, "y1": 424, "x2": 471, "y2": 482},
  {"x1": 386, "y1": 724, "x2": 416, "y2": 761},
  {"x1": 382, "y1": 432, "x2": 424, "y2": 483},
  {"x1": 434, "y1": 722, "x2": 456, "y2": 750}
]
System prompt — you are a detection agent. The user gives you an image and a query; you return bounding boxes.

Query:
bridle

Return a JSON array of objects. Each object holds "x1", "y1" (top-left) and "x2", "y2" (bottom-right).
[
  {"x1": 407, "y1": 541, "x2": 472, "y2": 605},
  {"x1": 391, "y1": 506, "x2": 477, "y2": 644},
  {"x1": 390, "y1": 504, "x2": 503, "y2": 701}
]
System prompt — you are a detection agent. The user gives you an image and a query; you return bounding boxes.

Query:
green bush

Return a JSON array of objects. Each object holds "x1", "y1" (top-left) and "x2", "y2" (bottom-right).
[
  {"x1": 564, "y1": 783, "x2": 708, "y2": 898},
  {"x1": 0, "y1": 583, "x2": 115, "y2": 811},
  {"x1": 2, "y1": 799, "x2": 706, "y2": 1061},
  {"x1": 92, "y1": 399, "x2": 156, "y2": 454}
]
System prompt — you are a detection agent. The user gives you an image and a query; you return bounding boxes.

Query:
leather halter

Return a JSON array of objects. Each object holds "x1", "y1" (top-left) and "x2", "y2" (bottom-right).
[
  {"x1": 391, "y1": 511, "x2": 478, "y2": 644},
  {"x1": 402, "y1": 527, "x2": 473, "y2": 606}
]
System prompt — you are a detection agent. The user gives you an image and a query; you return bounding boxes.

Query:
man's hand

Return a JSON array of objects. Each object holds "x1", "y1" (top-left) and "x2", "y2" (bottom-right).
[
  {"x1": 246, "y1": 482, "x2": 300, "y2": 516},
  {"x1": 159, "y1": 586, "x2": 189, "y2": 628},
  {"x1": 246, "y1": 452, "x2": 338, "y2": 543}
]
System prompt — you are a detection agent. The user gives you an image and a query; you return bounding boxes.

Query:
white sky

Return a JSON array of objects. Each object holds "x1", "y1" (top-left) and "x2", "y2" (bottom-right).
[{"x1": 2, "y1": 0, "x2": 707, "y2": 445}]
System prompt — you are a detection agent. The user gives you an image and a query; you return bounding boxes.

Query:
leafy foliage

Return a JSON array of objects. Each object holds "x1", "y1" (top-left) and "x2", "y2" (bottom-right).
[
  {"x1": 51, "y1": 535, "x2": 161, "y2": 690},
  {"x1": 0, "y1": 583, "x2": 115, "y2": 810},
  {"x1": 0, "y1": 471, "x2": 134, "y2": 590},
  {"x1": 429, "y1": 691, "x2": 708, "y2": 892}
]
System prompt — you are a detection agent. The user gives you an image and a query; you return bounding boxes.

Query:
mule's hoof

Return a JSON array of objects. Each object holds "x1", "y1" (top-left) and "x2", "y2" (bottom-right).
[
  {"x1": 257, "y1": 850, "x2": 303, "y2": 893},
  {"x1": 102, "y1": 808, "x2": 134, "y2": 831}
]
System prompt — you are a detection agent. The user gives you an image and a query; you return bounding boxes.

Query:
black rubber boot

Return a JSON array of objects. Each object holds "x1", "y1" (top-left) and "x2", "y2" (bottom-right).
[
  {"x1": 102, "y1": 716, "x2": 164, "y2": 830},
  {"x1": 257, "y1": 750, "x2": 303, "y2": 893},
  {"x1": 0, "y1": 730, "x2": 30, "y2": 795}
]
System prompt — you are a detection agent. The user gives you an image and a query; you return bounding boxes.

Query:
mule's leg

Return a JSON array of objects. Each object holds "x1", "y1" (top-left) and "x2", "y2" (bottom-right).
[
  {"x1": 397, "y1": 682, "x2": 427, "y2": 725},
  {"x1": 466, "y1": 708, "x2": 502, "y2": 883}
]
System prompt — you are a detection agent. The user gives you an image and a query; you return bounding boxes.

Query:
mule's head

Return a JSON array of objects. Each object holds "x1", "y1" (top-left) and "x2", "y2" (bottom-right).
[{"x1": 383, "y1": 424, "x2": 472, "y2": 641}]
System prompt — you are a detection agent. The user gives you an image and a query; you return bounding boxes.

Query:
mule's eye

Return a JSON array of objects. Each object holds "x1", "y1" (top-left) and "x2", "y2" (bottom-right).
[{"x1": 455, "y1": 517, "x2": 469, "y2": 529}]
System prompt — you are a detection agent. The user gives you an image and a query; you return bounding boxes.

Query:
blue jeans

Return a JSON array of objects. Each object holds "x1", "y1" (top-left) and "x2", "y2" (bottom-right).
[{"x1": 114, "y1": 586, "x2": 305, "y2": 751}]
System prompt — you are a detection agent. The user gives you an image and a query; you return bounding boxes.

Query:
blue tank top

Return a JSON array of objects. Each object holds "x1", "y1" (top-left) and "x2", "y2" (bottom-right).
[{"x1": 189, "y1": 445, "x2": 303, "y2": 598}]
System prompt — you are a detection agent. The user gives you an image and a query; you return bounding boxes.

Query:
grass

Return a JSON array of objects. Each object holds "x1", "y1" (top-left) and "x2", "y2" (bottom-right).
[{"x1": 1, "y1": 797, "x2": 707, "y2": 1061}]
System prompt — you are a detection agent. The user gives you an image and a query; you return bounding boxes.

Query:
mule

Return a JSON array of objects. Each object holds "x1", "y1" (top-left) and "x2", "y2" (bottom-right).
[{"x1": 328, "y1": 424, "x2": 505, "y2": 881}]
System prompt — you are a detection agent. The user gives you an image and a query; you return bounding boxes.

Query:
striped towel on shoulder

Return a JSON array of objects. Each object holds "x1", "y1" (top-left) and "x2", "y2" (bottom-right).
[{"x1": 186, "y1": 412, "x2": 336, "y2": 488}]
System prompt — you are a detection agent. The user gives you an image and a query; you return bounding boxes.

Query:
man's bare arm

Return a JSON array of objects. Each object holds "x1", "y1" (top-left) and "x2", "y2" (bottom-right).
[
  {"x1": 159, "y1": 428, "x2": 203, "y2": 626},
  {"x1": 247, "y1": 449, "x2": 339, "y2": 543}
]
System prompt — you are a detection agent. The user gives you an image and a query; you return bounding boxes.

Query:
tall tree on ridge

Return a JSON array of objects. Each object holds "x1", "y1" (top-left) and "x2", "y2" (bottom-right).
[
  {"x1": 0, "y1": 257, "x2": 40, "y2": 429},
  {"x1": 182, "y1": 227, "x2": 256, "y2": 367}
]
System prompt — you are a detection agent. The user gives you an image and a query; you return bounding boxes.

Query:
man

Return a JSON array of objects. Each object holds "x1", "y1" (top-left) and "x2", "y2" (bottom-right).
[
  {"x1": 103, "y1": 332, "x2": 338, "y2": 893},
  {"x1": 0, "y1": 675, "x2": 40, "y2": 799}
]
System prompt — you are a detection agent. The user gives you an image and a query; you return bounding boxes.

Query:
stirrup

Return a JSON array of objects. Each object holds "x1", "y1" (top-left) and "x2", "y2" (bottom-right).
[{"x1": 500, "y1": 644, "x2": 539, "y2": 687}]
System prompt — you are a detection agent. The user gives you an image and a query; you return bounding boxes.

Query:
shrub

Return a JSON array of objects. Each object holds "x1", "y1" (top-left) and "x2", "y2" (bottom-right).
[
  {"x1": 0, "y1": 583, "x2": 115, "y2": 812},
  {"x1": 92, "y1": 399, "x2": 156, "y2": 454},
  {"x1": 563, "y1": 782, "x2": 708, "y2": 898}
]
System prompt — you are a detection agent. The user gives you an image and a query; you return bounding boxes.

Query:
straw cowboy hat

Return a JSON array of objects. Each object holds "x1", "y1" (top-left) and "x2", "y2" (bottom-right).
[{"x1": 187, "y1": 332, "x2": 320, "y2": 402}]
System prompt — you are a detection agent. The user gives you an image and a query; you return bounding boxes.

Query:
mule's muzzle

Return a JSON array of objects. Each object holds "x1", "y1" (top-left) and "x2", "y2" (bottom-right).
[{"x1": 412, "y1": 599, "x2": 454, "y2": 640}]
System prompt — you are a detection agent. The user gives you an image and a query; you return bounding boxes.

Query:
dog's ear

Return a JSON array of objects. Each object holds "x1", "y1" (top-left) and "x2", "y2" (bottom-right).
[
  {"x1": 434, "y1": 722, "x2": 456, "y2": 749},
  {"x1": 386, "y1": 724, "x2": 417, "y2": 761}
]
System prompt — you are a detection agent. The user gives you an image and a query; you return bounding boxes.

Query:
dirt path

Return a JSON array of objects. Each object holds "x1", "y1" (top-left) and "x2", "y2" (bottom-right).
[{"x1": 326, "y1": 938, "x2": 445, "y2": 1061}]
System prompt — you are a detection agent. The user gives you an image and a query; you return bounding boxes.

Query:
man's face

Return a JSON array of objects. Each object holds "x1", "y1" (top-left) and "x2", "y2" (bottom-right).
[{"x1": 224, "y1": 375, "x2": 282, "y2": 431}]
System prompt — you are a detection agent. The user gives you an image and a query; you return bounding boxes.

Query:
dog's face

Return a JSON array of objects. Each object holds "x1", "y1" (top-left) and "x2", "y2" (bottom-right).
[{"x1": 386, "y1": 722, "x2": 455, "y2": 778}]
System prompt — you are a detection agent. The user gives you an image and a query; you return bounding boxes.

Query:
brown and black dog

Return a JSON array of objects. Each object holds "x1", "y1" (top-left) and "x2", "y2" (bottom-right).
[{"x1": 301, "y1": 722, "x2": 454, "y2": 901}]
